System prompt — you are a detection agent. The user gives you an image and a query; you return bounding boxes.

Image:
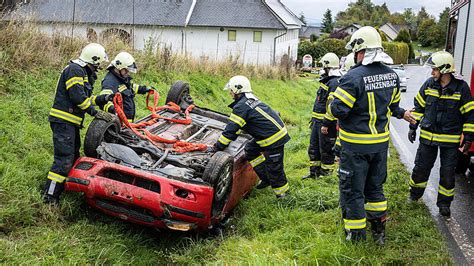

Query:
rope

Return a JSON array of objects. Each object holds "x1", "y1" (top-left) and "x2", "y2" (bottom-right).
[{"x1": 113, "y1": 91, "x2": 209, "y2": 153}]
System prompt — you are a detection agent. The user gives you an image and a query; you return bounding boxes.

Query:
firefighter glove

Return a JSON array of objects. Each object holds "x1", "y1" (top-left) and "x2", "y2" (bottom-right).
[
  {"x1": 104, "y1": 93, "x2": 115, "y2": 102},
  {"x1": 95, "y1": 110, "x2": 115, "y2": 122},
  {"x1": 408, "y1": 128, "x2": 416, "y2": 143},
  {"x1": 207, "y1": 145, "x2": 217, "y2": 153}
]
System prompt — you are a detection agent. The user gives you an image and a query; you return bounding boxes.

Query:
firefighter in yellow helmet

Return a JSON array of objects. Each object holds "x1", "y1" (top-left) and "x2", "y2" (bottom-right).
[
  {"x1": 210, "y1": 76, "x2": 291, "y2": 198},
  {"x1": 303, "y1": 53, "x2": 341, "y2": 179},
  {"x1": 99, "y1": 52, "x2": 154, "y2": 122},
  {"x1": 330, "y1": 26, "x2": 415, "y2": 244},
  {"x1": 44, "y1": 43, "x2": 115, "y2": 204},
  {"x1": 408, "y1": 51, "x2": 473, "y2": 217}
]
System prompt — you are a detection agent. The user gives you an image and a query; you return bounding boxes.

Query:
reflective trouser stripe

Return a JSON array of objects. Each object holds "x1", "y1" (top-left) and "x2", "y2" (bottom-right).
[
  {"x1": 415, "y1": 92, "x2": 426, "y2": 107},
  {"x1": 49, "y1": 108, "x2": 82, "y2": 125},
  {"x1": 409, "y1": 177, "x2": 427, "y2": 188},
  {"x1": 310, "y1": 160, "x2": 321, "y2": 167},
  {"x1": 344, "y1": 218, "x2": 366, "y2": 230},
  {"x1": 438, "y1": 185, "x2": 454, "y2": 197},
  {"x1": 321, "y1": 163, "x2": 335, "y2": 170},
  {"x1": 250, "y1": 154, "x2": 266, "y2": 167},
  {"x1": 273, "y1": 183, "x2": 289, "y2": 195},
  {"x1": 339, "y1": 129, "x2": 389, "y2": 144},
  {"x1": 47, "y1": 171, "x2": 66, "y2": 183},
  {"x1": 312, "y1": 112, "x2": 325, "y2": 120},
  {"x1": 364, "y1": 201, "x2": 387, "y2": 211},
  {"x1": 218, "y1": 134, "x2": 232, "y2": 145},
  {"x1": 460, "y1": 101, "x2": 474, "y2": 114},
  {"x1": 420, "y1": 129, "x2": 461, "y2": 143},
  {"x1": 256, "y1": 127, "x2": 288, "y2": 147},
  {"x1": 463, "y1": 123, "x2": 474, "y2": 132}
]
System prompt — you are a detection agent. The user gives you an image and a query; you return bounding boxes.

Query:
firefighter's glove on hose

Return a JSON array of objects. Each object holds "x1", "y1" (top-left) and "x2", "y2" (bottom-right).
[
  {"x1": 462, "y1": 142, "x2": 472, "y2": 155},
  {"x1": 95, "y1": 110, "x2": 115, "y2": 122},
  {"x1": 408, "y1": 129, "x2": 416, "y2": 143}
]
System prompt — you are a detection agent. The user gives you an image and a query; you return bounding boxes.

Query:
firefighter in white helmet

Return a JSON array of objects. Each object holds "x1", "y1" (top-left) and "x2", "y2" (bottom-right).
[
  {"x1": 99, "y1": 51, "x2": 154, "y2": 122},
  {"x1": 408, "y1": 51, "x2": 473, "y2": 217},
  {"x1": 303, "y1": 53, "x2": 341, "y2": 179},
  {"x1": 44, "y1": 43, "x2": 115, "y2": 204},
  {"x1": 330, "y1": 26, "x2": 415, "y2": 244},
  {"x1": 210, "y1": 75, "x2": 291, "y2": 198}
]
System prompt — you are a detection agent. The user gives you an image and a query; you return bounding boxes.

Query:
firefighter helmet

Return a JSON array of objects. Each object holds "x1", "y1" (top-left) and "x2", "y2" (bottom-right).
[
  {"x1": 345, "y1": 26, "x2": 383, "y2": 52},
  {"x1": 344, "y1": 53, "x2": 356, "y2": 71},
  {"x1": 112, "y1": 52, "x2": 138, "y2": 73},
  {"x1": 425, "y1": 51, "x2": 455, "y2": 74},
  {"x1": 319, "y1": 53, "x2": 340, "y2": 69},
  {"x1": 224, "y1": 75, "x2": 252, "y2": 94},
  {"x1": 79, "y1": 43, "x2": 108, "y2": 65}
]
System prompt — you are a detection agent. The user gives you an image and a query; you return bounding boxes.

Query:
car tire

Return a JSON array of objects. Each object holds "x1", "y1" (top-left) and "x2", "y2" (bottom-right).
[
  {"x1": 165, "y1": 81, "x2": 193, "y2": 108},
  {"x1": 84, "y1": 118, "x2": 121, "y2": 158},
  {"x1": 401, "y1": 88, "x2": 407, "y2": 92},
  {"x1": 202, "y1": 151, "x2": 234, "y2": 217}
]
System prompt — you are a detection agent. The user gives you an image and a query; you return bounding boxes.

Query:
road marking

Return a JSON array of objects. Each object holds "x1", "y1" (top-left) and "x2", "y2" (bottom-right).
[{"x1": 391, "y1": 124, "x2": 474, "y2": 264}]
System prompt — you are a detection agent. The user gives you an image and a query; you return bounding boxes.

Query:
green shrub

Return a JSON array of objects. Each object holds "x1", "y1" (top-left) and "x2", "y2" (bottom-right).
[
  {"x1": 383, "y1": 41, "x2": 409, "y2": 64},
  {"x1": 319, "y1": 38, "x2": 347, "y2": 58}
]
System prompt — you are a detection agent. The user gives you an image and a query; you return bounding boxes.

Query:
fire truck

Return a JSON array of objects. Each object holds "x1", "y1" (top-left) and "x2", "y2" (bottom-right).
[{"x1": 447, "y1": 0, "x2": 474, "y2": 175}]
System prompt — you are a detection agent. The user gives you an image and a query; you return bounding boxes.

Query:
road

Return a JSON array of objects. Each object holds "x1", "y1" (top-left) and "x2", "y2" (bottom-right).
[{"x1": 390, "y1": 65, "x2": 474, "y2": 265}]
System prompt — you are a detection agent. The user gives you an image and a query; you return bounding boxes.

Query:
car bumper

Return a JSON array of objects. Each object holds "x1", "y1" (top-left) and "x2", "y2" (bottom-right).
[{"x1": 65, "y1": 157, "x2": 215, "y2": 231}]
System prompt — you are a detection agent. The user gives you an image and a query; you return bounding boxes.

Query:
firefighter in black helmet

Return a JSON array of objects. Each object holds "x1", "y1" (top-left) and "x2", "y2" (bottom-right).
[
  {"x1": 330, "y1": 26, "x2": 416, "y2": 244},
  {"x1": 408, "y1": 51, "x2": 473, "y2": 217}
]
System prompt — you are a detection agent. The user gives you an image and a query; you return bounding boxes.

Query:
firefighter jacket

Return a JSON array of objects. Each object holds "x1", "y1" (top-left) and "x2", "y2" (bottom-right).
[
  {"x1": 100, "y1": 67, "x2": 149, "y2": 121},
  {"x1": 311, "y1": 75, "x2": 340, "y2": 127},
  {"x1": 330, "y1": 62, "x2": 406, "y2": 153},
  {"x1": 411, "y1": 75, "x2": 473, "y2": 147},
  {"x1": 215, "y1": 95, "x2": 290, "y2": 151},
  {"x1": 49, "y1": 60, "x2": 108, "y2": 127}
]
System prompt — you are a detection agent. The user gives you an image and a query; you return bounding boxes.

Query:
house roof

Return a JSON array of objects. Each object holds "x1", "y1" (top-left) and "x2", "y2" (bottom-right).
[
  {"x1": 5, "y1": 0, "x2": 301, "y2": 30},
  {"x1": 299, "y1": 26, "x2": 321, "y2": 38},
  {"x1": 382, "y1": 22, "x2": 408, "y2": 34},
  {"x1": 187, "y1": 0, "x2": 285, "y2": 29}
]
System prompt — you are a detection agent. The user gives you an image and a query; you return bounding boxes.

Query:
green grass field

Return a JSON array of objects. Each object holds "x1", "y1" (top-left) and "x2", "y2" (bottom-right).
[{"x1": 0, "y1": 65, "x2": 452, "y2": 264}]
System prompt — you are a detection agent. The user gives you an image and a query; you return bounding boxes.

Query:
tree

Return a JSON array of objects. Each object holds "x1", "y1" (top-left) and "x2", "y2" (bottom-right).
[
  {"x1": 394, "y1": 29, "x2": 415, "y2": 59},
  {"x1": 322, "y1": 9, "x2": 334, "y2": 33},
  {"x1": 299, "y1": 12, "x2": 307, "y2": 25},
  {"x1": 417, "y1": 18, "x2": 436, "y2": 46},
  {"x1": 434, "y1": 7, "x2": 450, "y2": 47},
  {"x1": 403, "y1": 8, "x2": 417, "y2": 40},
  {"x1": 416, "y1": 7, "x2": 431, "y2": 29}
]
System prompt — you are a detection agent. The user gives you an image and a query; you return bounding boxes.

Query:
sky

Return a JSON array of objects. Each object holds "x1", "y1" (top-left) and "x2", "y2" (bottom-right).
[{"x1": 281, "y1": 0, "x2": 451, "y2": 25}]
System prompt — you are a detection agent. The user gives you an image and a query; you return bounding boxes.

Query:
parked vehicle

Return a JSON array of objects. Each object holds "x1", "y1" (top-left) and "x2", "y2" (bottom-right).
[
  {"x1": 65, "y1": 81, "x2": 258, "y2": 231},
  {"x1": 390, "y1": 64, "x2": 408, "y2": 92}
]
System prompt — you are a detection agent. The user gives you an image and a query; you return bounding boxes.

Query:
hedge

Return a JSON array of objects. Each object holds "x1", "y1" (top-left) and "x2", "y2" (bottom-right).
[{"x1": 382, "y1": 41, "x2": 409, "y2": 64}]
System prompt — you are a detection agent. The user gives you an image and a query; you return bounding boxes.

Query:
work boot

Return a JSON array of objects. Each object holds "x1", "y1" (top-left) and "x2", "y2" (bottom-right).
[
  {"x1": 319, "y1": 169, "x2": 332, "y2": 177},
  {"x1": 370, "y1": 217, "x2": 386, "y2": 246},
  {"x1": 256, "y1": 180, "x2": 270, "y2": 189},
  {"x1": 43, "y1": 194, "x2": 60, "y2": 205},
  {"x1": 276, "y1": 191, "x2": 290, "y2": 199},
  {"x1": 439, "y1": 207, "x2": 451, "y2": 217},
  {"x1": 407, "y1": 194, "x2": 420, "y2": 203},
  {"x1": 301, "y1": 172, "x2": 317, "y2": 180},
  {"x1": 345, "y1": 228, "x2": 366, "y2": 242}
]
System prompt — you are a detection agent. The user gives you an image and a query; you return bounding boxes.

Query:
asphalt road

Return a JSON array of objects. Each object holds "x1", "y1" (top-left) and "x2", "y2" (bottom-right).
[{"x1": 390, "y1": 65, "x2": 474, "y2": 265}]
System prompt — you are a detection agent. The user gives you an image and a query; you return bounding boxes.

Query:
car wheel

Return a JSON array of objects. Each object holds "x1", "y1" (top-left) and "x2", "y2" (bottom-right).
[
  {"x1": 401, "y1": 88, "x2": 407, "y2": 92},
  {"x1": 165, "y1": 81, "x2": 193, "y2": 108},
  {"x1": 202, "y1": 151, "x2": 234, "y2": 217},
  {"x1": 84, "y1": 118, "x2": 121, "y2": 158}
]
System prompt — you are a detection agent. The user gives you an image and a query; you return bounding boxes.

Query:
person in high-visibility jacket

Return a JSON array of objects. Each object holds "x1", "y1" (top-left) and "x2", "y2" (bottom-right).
[
  {"x1": 330, "y1": 26, "x2": 416, "y2": 244},
  {"x1": 303, "y1": 53, "x2": 341, "y2": 179},
  {"x1": 99, "y1": 52, "x2": 154, "y2": 122},
  {"x1": 44, "y1": 43, "x2": 115, "y2": 204},
  {"x1": 408, "y1": 51, "x2": 473, "y2": 217},
  {"x1": 210, "y1": 76, "x2": 291, "y2": 198}
]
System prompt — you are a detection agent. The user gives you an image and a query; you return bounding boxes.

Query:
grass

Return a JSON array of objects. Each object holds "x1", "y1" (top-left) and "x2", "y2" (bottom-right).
[
  {"x1": 412, "y1": 41, "x2": 444, "y2": 57},
  {"x1": 0, "y1": 23, "x2": 453, "y2": 264}
]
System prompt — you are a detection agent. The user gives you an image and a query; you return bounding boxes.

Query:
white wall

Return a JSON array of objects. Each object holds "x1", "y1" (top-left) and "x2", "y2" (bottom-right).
[
  {"x1": 453, "y1": 3, "x2": 473, "y2": 85},
  {"x1": 37, "y1": 23, "x2": 300, "y2": 66}
]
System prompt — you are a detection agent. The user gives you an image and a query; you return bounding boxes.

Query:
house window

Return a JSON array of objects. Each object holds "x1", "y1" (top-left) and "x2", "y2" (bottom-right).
[
  {"x1": 253, "y1": 31, "x2": 262, "y2": 42},
  {"x1": 228, "y1": 30, "x2": 236, "y2": 41}
]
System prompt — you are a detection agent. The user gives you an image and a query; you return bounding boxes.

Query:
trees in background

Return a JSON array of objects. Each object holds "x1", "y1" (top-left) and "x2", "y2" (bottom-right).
[{"x1": 322, "y1": 9, "x2": 334, "y2": 33}]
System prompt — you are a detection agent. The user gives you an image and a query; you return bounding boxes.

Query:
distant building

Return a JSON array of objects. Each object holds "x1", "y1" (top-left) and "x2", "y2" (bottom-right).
[
  {"x1": 334, "y1": 23, "x2": 362, "y2": 36},
  {"x1": 299, "y1": 25, "x2": 322, "y2": 41},
  {"x1": 379, "y1": 22, "x2": 408, "y2": 41},
  {"x1": 4, "y1": 0, "x2": 303, "y2": 65}
]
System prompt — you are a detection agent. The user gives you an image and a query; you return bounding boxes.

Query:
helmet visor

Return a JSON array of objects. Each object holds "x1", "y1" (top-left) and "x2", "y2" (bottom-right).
[
  {"x1": 223, "y1": 82, "x2": 231, "y2": 91},
  {"x1": 127, "y1": 62, "x2": 137, "y2": 73}
]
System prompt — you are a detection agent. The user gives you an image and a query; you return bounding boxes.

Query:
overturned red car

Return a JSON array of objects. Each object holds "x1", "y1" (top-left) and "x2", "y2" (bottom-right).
[{"x1": 65, "y1": 81, "x2": 258, "y2": 231}]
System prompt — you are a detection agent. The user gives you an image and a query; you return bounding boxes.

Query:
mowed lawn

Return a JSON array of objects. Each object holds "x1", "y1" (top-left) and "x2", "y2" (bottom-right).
[{"x1": 0, "y1": 64, "x2": 452, "y2": 264}]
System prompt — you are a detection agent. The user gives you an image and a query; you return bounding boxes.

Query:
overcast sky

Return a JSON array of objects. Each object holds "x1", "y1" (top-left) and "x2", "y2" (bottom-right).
[{"x1": 281, "y1": 0, "x2": 451, "y2": 25}]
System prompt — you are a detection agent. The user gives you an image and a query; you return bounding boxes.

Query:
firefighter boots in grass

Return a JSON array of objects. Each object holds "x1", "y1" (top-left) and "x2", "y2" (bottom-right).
[
  {"x1": 256, "y1": 180, "x2": 270, "y2": 189},
  {"x1": 302, "y1": 167, "x2": 320, "y2": 180},
  {"x1": 345, "y1": 228, "x2": 367, "y2": 242},
  {"x1": 370, "y1": 216, "x2": 387, "y2": 246},
  {"x1": 439, "y1": 207, "x2": 451, "y2": 217}
]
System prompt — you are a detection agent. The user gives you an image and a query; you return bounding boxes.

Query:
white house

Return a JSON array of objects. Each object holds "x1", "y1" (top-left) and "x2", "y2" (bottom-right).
[
  {"x1": 5, "y1": 0, "x2": 303, "y2": 65},
  {"x1": 379, "y1": 22, "x2": 408, "y2": 41},
  {"x1": 335, "y1": 23, "x2": 362, "y2": 36}
]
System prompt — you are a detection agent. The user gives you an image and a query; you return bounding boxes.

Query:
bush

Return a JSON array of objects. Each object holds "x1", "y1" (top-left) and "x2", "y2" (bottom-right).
[
  {"x1": 382, "y1": 41, "x2": 409, "y2": 64},
  {"x1": 297, "y1": 40, "x2": 328, "y2": 64},
  {"x1": 319, "y1": 38, "x2": 347, "y2": 58},
  {"x1": 394, "y1": 29, "x2": 415, "y2": 59}
]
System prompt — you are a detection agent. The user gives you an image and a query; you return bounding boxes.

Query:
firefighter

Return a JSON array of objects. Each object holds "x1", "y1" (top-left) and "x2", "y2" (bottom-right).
[
  {"x1": 99, "y1": 52, "x2": 154, "y2": 122},
  {"x1": 408, "y1": 51, "x2": 473, "y2": 217},
  {"x1": 303, "y1": 53, "x2": 341, "y2": 179},
  {"x1": 44, "y1": 43, "x2": 115, "y2": 204},
  {"x1": 330, "y1": 26, "x2": 416, "y2": 244},
  {"x1": 210, "y1": 76, "x2": 291, "y2": 198}
]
